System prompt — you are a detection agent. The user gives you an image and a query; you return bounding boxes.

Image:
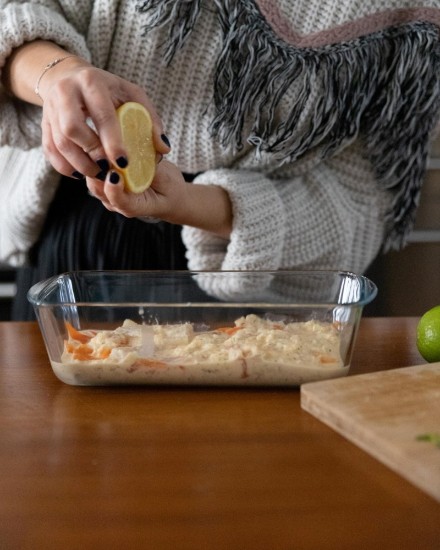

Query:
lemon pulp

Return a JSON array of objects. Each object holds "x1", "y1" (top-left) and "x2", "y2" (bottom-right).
[{"x1": 116, "y1": 102, "x2": 156, "y2": 193}]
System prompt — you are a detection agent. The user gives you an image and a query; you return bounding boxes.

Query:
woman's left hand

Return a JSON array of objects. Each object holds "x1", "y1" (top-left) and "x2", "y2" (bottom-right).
[
  {"x1": 86, "y1": 159, "x2": 185, "y2": 220},
  {"x1": 86, "y1": 159, "x2": 233, "y2": 239}
]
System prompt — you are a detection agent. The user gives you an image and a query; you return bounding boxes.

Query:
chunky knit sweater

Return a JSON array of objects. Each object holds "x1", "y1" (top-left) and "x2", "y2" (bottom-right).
[{"x1": 0, "y1": 0, "x2": 439, "y2": 278}]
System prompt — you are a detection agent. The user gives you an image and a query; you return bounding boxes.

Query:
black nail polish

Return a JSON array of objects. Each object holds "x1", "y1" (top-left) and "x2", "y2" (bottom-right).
[
  {"x1": 95, "y1": 158, "x2": 110, "y2": 181},
  {"x1": 116, "y1": 156, "x2": 128, "y2": 168},
  {"x1": 161, "y1": 134, "x2": 171, "y2": 148},
  {"x1": 95, "y1": 170, "x2": 107, "y2": 182},
  {"x1": 72, "y1": 170, "x2": 84, "y2": 180},
  {"x1": 109, "y1": 171, "x2": 120, "y2": 184},
  {"x1": 96, "y1": 158, "x2": 110, "y2": 172}
]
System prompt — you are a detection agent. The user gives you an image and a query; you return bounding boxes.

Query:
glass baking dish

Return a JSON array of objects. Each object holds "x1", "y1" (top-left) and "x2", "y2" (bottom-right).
[{"x1": 28, "y1": 270, "x2": 377, "y2": 386}]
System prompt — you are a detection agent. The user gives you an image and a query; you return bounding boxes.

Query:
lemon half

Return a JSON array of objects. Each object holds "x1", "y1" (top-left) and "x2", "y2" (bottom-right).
[{"x1": 116, "y1": 102, "x2": 156, "y2": 193}]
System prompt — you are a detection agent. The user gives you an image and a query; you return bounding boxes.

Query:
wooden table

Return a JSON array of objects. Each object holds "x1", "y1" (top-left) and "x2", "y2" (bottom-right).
[{"x1": 0, "y1": 318, "x2": 439, "y2": 549}]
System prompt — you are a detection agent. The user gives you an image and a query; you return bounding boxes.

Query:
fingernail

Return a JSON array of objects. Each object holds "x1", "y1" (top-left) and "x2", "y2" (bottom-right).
[
  {"x1": 161, "y1": 134, "x2": 171, "y2": 148},
  {"x1": 109, "y1": 171, "x2": 120, "y2": 184},
  {"x1": 116, "y1": 156, "x2": 128, "y2": 168},
  {"x1": 72, "y1": 171, "x2": 84, "y2": 180},
  {"x1": 96, "y1": 158, "x2": 110, "y2": 172},
  {"x1": 95, "y1": 158, "x2": 110, "y2": 181},
  {"x1": 95, "y1": 170, "x2": 107, "y2": 182}
]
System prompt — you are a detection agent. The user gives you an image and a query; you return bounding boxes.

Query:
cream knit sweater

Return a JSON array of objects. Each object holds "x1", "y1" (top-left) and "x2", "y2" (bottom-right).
[{"x1": 0, "y1": 0, "x2": 439, "y2": 277}]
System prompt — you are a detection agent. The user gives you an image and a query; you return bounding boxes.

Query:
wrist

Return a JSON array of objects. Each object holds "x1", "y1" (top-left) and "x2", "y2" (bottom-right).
[
  {"x1": 35, "y1": 55, "x2": 90, "y2": 103},
  {"x1": 169, "y1": 182, "x2": 233, "y2": 239},
  {"x1": 34, "y1": 55, "x2": 77, "y2": 101},
  {"x1": 2, "y1": 40, "x2": 87, "y2": 105}
]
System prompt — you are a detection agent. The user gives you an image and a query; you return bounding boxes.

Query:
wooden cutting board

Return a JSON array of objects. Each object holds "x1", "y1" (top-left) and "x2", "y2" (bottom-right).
[{"x1": 300, "y1": 362, "x2": 440, "y2": 503}]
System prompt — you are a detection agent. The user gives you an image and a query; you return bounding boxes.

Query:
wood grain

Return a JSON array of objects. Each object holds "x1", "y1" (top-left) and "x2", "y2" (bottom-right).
[
  {"x1": 1, "y1": 319, "x2": 439, "y2": 549},
  {"x1": 301, "y1": 362, "x2": 440, "y2": 503}
]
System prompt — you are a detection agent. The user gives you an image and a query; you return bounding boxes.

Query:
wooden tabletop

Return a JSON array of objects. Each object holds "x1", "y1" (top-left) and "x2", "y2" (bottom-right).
[{"x1": 0, "y1": 318, "x2": 439, "y2": 549}]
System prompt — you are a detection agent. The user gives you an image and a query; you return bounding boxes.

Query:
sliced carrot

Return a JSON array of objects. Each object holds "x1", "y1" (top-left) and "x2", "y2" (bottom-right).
[
  {"x1": 98, "y1": 347, "x2": 112, "y2": 359},
  {"x1": 72, "y1": 344, "x2": 94, "y2": 361},
  {"x1": 65, "y1": 321, "x2": 91, "y2": 344},
  {"x1": 319, "y1": 355, "x2": 337, "y2": 364},
  {"x1": 215, "y1": 326, "x2": 242, "y2": 335}
]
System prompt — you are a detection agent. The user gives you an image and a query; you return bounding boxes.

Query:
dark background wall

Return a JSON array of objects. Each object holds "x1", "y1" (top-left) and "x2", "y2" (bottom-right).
[{"x1": 364, "y1": 161, "x2": 440, "y2": 317}]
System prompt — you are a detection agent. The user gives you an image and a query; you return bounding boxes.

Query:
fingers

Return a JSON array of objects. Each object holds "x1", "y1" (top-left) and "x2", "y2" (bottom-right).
[
  {"x1": 42, "y1": 78, "x2": 111, "y2": 179},
  {"x1": 81, "y1": 85, "x2": 128, "y2": 168},
  {"x1": 79, "y1": 73, "x2": 171, "y2": 162},
  {"x1": 86, "y1": 173, "x2": 139, "y2": 218},
  {"x1": 90, "y1": 96, "x2": 171, "y2": 161},
  {"x1": 86, "y1": 159, "x2": 185, "y2": 226},
  {"x1": 86, "y1": 167, "x2": 158, "y2": 219},
  {"x1": 42, "y1": 116, "x2": 109, "y2": 180},
  {"x1": 40, "y1": 65, "x2": 170, "y2": 181}
]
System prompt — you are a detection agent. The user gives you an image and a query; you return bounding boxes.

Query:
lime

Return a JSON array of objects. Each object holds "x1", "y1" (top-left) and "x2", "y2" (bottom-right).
[
  {"x1": 116, "y1": 102, "x2": 156, "y2": 193},
  {"x1": 416, "y1": 305, "x2": 440, "y2": 362}
]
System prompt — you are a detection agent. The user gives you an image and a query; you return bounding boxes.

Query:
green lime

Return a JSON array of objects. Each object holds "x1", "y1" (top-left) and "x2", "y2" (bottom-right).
[{"x1": 416, "y1": 305, "x2": 440, "y2": 362}]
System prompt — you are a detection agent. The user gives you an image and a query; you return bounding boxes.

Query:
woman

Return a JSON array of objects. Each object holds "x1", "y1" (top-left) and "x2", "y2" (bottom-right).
[{"x1": 1, "y1": 0, "x2": 439, "y2": 318}]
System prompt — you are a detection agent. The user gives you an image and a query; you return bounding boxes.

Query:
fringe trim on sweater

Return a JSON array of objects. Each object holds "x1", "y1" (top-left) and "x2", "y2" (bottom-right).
[
  {"x1": 136, "y1": 0, "x2": 440, "y2": 250},
  {"x1": 136, "y1": 0, "x2": 202, "y2": 63}
]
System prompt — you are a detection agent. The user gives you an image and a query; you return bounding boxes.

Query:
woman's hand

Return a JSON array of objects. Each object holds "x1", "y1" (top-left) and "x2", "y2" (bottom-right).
[
  {"x1": 86, "y1": 160, "x2": 233, "y2": 239},
  {"x1": 45, "y1": 60, "x2": 233, "y2": 238},
  {"x1": 39, "y1": 58, "x2": 170, "y2": 181},
  {"x1": 86, "y1": 160, "x2": 185, "y2": 220},
  {"x1": 2, "y1": 40, "x2": 170, "y2": 181},
  {"x1": 3, "y1": 40, "x2": 232, "y2": 238}
]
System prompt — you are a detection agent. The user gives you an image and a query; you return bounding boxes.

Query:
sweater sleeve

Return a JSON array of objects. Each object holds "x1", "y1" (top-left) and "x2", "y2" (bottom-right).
[
  {"x1": 0, "y1": 1, "x2": 91, "y2": 150},
  {"x1": 181, "y1": 141, "x2": 393, "y2": 277},
  {"x1": 0, "y1": 145, "x2": 59, "y2": 266}
]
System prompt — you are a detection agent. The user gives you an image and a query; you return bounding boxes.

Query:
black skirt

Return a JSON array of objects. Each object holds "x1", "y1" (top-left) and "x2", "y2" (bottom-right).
[{"x1": 13, "y1": 176, "x2": 188, "y2": 320}]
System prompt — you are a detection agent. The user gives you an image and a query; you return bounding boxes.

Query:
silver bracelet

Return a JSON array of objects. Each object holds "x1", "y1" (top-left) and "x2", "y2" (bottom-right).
[
  {"x1": 34, "y1": 55, "x2": 76, "y2": 101},
  {"x1": 137, "y1": 216, "x2": 161, "y2": 224}
]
